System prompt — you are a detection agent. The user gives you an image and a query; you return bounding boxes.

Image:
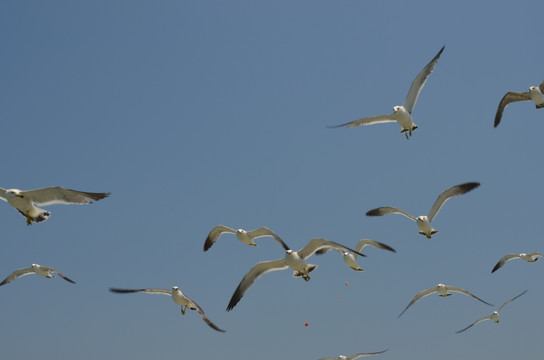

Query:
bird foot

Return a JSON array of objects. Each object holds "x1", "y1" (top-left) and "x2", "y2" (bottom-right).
[
  {"x1": 181, "y1": 307, "x2": 186, "y2": 315},
  {"x1": 25, "y1": 213, "x2": 32, "y2": 226}
]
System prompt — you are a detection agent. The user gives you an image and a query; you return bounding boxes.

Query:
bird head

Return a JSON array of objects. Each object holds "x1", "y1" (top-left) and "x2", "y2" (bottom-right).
[
  {"x1": 172, "y1": 286, "x2": 179, "y2": 291},
  {"x1": 6, "y1": 189, "x2": 23, "y2": 198}
]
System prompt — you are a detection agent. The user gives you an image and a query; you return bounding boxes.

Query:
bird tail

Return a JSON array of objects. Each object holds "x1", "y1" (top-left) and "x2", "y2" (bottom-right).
[
  {"x1": 17, "y1": 209, "x2": 51, "y2": 223},
  {"x1": 293, "y1": 264, "x2": 318, "y2": 278}
]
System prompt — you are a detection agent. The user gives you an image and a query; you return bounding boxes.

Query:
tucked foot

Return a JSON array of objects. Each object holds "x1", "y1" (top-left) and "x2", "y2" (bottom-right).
[
  {"x1": 25, "y1": 213, "x2": 32, "y2": 226},
  {"x1": 181, "y1": 306, "x2": 186, "y2": 315}
]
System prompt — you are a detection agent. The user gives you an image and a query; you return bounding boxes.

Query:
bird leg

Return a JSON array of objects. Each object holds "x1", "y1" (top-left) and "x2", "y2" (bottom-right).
[
  {"x1": 181, "y1": 306, "x2": 186, "y2": 315},
  {"x1": 25, "y1": 212, "x2": 32, "y2": 226},
  {"x1": 302, "y1": 273, "x2": 310, "y2": 281},
  {"x1": 405, "y1": 131, "x2": 409, "y2": 140}
]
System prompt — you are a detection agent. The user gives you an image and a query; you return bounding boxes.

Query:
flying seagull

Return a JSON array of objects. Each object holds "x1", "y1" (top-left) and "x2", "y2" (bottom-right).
[
  {"x1": 316, "y1": 239, "x2": 396, "y2": 271},
  {"x1": 328, "y1": 46, "x2": 445, "y2": 139},
  {"x1": 491, "y1": 252, "x2": 543, "y2": 273},
  {"x1": 494, "y1": 80, "x2": 544, "y2": 127},
  {"x1": 366, "y1": 182, "x2": 479, "y2": 239},
  {"x1": 318, "y1": 349, "x2": 388, "y2": 360},
  {"x1": 456, "y1": 290, "x2": 527, "y2": 333},
  {"x1": 398, "y1": 283, "x2": 493, "y2": 318},
  {"x1": 109, "y1": 286, "x2": 226, "y2": 332},
  {"x1": 0, "y1": 264, "x2": 76, "y2": 285},
  {"x1": 0, "y1": 186, "x2": 110, "y2": 225},
  {"x1": 226, "y1": 238, "x2": 366, "y2": 311},
  {"x1": 204, "y1": 225, "x2": 288, "y2": 251}
]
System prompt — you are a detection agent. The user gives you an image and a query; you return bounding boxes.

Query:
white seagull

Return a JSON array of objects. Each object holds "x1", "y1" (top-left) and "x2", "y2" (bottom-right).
[
  {"x1": 0, "y1": 264, "x2": 76, "y2": 285},
  {"x1": 328, "y1": 46, "x2": 445, "y2": 139},
  {"x1": 204, "y1": 225, "x2": 288, "y2": 251},
  {"x1": 109, "y1": 286, "x2": 226, "y2": 332},
  {"x1": 456, "y1": 290, "x2": 527, "y2": 333},
  {"x1": 366, "y1": 182, "x2": 480, "y2": 239},
  {"x1": 398, "y1": 283, "x2": 493, "y2": 318},
  {"x1": 316, "y1": 239, "x2": 396, "y2": 271},
  {"x1": 226, "y1": 238, "x2": 366, "y2": 311},
  {"x1": 491, "y1": 252, "x2": 543, "y2": 273},
  {"x1": 494, "y1": 80, "x2": 544, "y2": 127},
  {"x1": 0, "y1": 186, "x2": 110, "y2": 225},
  {"x1": 319, "y1": 349, "x2": 388, "y2": 360}
]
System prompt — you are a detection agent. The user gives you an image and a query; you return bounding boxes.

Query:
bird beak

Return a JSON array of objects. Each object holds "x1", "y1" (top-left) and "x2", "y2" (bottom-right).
[{"x1": 16, "y1": 194, "x2": 24, "y2": 198}]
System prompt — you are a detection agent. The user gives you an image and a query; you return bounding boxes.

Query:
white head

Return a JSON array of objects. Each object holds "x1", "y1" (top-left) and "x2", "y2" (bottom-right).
[
  {"x1": 172, "y1": 286, "x2": 179, "y2": 291},
  {"x1": 31, "y1": 264, "x2": 39, "y2": 268},
  {"x1": 236, "y1": 229, "x2": 246, "y2": 235},
  {"x1": 5, "y1": 189, "x2": 23, "y2": 199},
  {"x1": 393, "y1": 106, "x2": 400, "y2": 113},
  {"x1": 286, "y1": 249, "x2": 294, "y2": 256}
]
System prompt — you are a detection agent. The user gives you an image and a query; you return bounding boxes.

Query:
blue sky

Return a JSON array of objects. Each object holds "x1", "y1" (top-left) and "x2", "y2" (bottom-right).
[{"x1": 0, "y1": 1, "x2": 542, "y2": 359}]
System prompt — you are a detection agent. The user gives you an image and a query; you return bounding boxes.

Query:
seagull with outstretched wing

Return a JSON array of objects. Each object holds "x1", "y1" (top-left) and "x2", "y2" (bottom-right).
[
  {"x1": 491, "y1": 252, "x2": 543, "y2": 273},
  {"x1": 316, "y1": 239, "x2": 396, "y2": 271},
  {"x1": 204, "y1": 225, "x2": 288, "y2": 251},
  {"x1": 0, "y1": 264, "x2": 76, "y2": 285},
  {"x1": 494, "y1": 80, "x2": 544, "y2": 127},
  {"x1": 328, "y1": 46, "x2": 444, "y2": 139},
  {"x1": 318, "y1": 349, "x2": 388, "y2": 360}
]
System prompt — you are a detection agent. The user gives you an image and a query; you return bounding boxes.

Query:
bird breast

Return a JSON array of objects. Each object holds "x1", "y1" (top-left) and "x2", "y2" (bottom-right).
[{"x1": 285, "y1": 252, "x2": 307, "y2": 271}]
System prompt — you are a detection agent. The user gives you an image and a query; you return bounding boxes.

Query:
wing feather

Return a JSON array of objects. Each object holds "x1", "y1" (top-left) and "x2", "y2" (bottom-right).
[
  {"x1": 494, "y1": 91, "x2": 532, "y2": 127},
  {"x1": 445, "y1": 285, "x2": 493, "y2": 306},
  {"x1": 355, "y1": 239, "x2": 396, "y2": 253},
  {"x1": 366, "y1": 206, "x2": 417, "y2": 221},
  {"x1": 109, "y1": 288, "x2": 172, "y2": 296},
  {"x1": 203, "y1": 225, "x2": 236, "y2": 251},
  {"x1": 491, "y1": 254, "x2": 519, "y2": 273},
  {"x1": 0, "y1": 188, "x2": 7, "y2": 202},
  {"x1": 185, "y1": 296, "x2": 226, "y2": 332},
  {"x1": 298, "y1": 238, "x2": 366, "y2": 260},
  {"x1": 247, "y1": 227, "x2": 290, "y2": 251},
  {"x1": 398, "y1": 287, "x2": 438, "y2": 317},
  {"x1": 456, "y1": 315, "x2": 493, "y2": 333},
  {"x1": 427, "y1": 182, "x2": 480, "y2": 221},
  {"x1": 497, "y1": 290, "x2": 527, "y2": 312},
  {"x1": 23, "y1": 187, "x2": 110, "y2": 206},
  {"x1": 0, "y1": 267, "x2": 36, "y2": 285},
  {"x1": 327, "y1": 114, "x2": 397, "y2": 128}
]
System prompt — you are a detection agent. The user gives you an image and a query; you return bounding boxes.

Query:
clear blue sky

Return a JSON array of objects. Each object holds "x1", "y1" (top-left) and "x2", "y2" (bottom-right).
[{"x1": 1, "y1": 1, "x2": 542, "y2": 359}]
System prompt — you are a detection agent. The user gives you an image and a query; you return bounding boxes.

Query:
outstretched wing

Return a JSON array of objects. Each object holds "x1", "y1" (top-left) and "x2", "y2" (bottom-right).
[
  {"x1": 247, "y1": 227, "x2": 290, "y2": 251},
  {"x1": 298, "y1": 238, "x2": 366, "y2": 260},
  {"x1": 446, "y1": 285, "x2": 493, "y2": 306},
  {"x1": 109, "y1": 288, "x2": 172, "y2": 296},
  {"x1": 494, "y1": 91, "x2": 532, "y2": 127},
  {"x1": 22, "y1": 187, "x2": 110, "y2": 206},
  {"x1": 456, "y1": 315, "x2": 493, "y2": 333},
  {"x1": 0, "y1": 267, "x2": 35, "y2": 285},
  {"x1": 226, "y1": 259, "x2": 288, "y2": 311},
  {"x1": 0, "y1": 188, "x2": 7, "y2": 202},
  {"x1": 398, "y1": 286, "x2": 437, "y2": 318},
  {"x1": 39, "y1": 266, "x2": 76, "y2": 284},
  {"x1": 427, "y1": 182, "x2": 480, "y2": 221},
  {"x1": 348, "y1": 350, "x2": 388, "y2": 360},
  {"x1": 491, "y1": 254, "x2": 520, "y2": 273},
  {"x1": 203, "y1": 225, "x2": 236, "y2": 251},
  {"x1": 327, "y1": 114, "x2": 397, "y2": 128},
  {"x1": 402, "y1": 46, "x2": 445, "y2": 114},
  {"x1": 498, "y1": 290, "x2": 527, "y2": 312},
  {"x1": 366, "y1": 206, "x2": 417, "y2": 222},
  {"x1": 184, "y1": 296, "x2": 226, "y2": 332},
  {"x1": 355, "y1": 239, "x2": 396, "y2": 253}
]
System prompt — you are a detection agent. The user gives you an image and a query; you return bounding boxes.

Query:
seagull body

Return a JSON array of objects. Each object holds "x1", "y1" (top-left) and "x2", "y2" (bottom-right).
[
  {"x1": 0, "y1": 264, "x2": 76, "y2": 285},
  {"x1": 109, "y1": 286, "x2": 225, "y2": 332},
  {"x1": 456, "y1": 290, "x2": 527, "y2": 333},
  {"x1": 0, "y1": 186, "x2": 109, "y2": 225},
  {"x1": 494, "y1": 80, "x2": 544, "y2": 127},
  {"x1": 319, "y1": 349, "x2": 388, "y2": 360},
  {"x1": 398, "y1": 283, "x2": 493, "y2": 317},
  {"x1": 226, "y1": 238, "x2": 366, "y2": 311},
  {"x1": 317, "y1": 239, "x2": 396, "y2": 271},
  {"x1": 491, "y1": 252, "x2": 543, "y2": 273},
  {"x1": 328, "y1": 46, "x2": 445, "y2": 139},
  {"x1": 204, "y1": 225, "x2": 287, "y2": 251},
  {"x1": 366, "y1": 182, "x2": 480, "y2": 238}
]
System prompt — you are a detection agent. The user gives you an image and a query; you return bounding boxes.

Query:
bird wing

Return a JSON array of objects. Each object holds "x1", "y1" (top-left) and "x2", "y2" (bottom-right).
[
  {"x1": 355, "y1": 239, "x2": 396, "y2": 253},
  {"x1": 456, "y1": 315, "x2": 493, "y2": 333},
  {"x1": 494, "y1": 91, "x2": 532, "y2": 127},
  {"x1": 398, "y1": 286, "x2": 438, "y2": 317},
  {"x1": 539, "y1": 80, "x2": 544, "y2": 93},
  {"x1": 0, "y1": 267, "x2": 36, "y2": 285},
  {"x1": 22, "y1": 187, "x2": 110, "y2": 206},
  {"x1": 497, "y1": 290, "x2": 527, "y2": 312},
  {"x1": 39, "y1": 266, "x2": 76, "y2": 284},
  {"x1": 491, "y1": 254, "x2": 520, "y2": 273},
  {"x1": 203, "y1": 225, "x2": 236, "y2": 251},
  {"x1": 327, "y1": 114, "x2": 397, "y2": 128},
  {"x1": 446, "y1": 285, "x2": 493, "y2": 306},
  {"x1": 247, "y1": 227, "x2": 290, "y2": 251},
  {"x1": 402, "y1": 46, "x2": 445, "y2": 114},
  {"x1": 226, "y1": 259, "x2": 288, "y2": 311},
  {"x1": 528, "y1": 252, "x2": 543, "y2": 258},
  {"x1": 0, "y1": 188, "x2": 7, "y2": 202},
  {"x1": 427, "y1": 182, "x2": 480, "y2": 221},
  {"x1": 348, "y1": 350, "x2": 388, "y2": 359},
  {"x1": 298, "y1": 238, "x2": 366, "y2": 260},
  {"x1": 184, "y1": 296, "x2": 226, "y2": 332},
  {"x1": 366, "y1": 206, "x2": 417, "y2": 221},
  {"x1": 109, "y1": 288, "x2": 172, "y2": 296}
]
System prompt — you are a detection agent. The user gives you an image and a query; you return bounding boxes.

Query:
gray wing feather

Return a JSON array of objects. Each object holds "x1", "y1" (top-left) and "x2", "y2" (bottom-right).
[
  {"x1": 402, "y1": 46, "x2": 445, "y2": 114},
  {"x1": 327, "y1": 114, "x2": 397, "y2": 128},
  {"x1": 494, "y1": 91, "x2": 532, "y2": 127},
  {"x1": 491, "y1": 254, "x2": 519, "y2": 273},
  {"x1": 366, "y1": 206, "x2": 417, "y2": 221},
  {"x1": 226, "y1": 259, "x2": 288, "y2": 311},
  {"x1": 0, "y1": 188, "x2": 6, "y2": 202},
  {"x1": 203, "y1": 225, "x2": 236, "y2": 251},
  {"x1": 0, "y1": 267, "x2": 36, "y2": 285},
  {"x1": 456, "y1": 315, "x2": 493, "y2": 333},
  {"x1": 497, "y1": 290, "x2": 527, "y2": 312},
  {"x1": 539, "y1": 80, "x2": 544, "y2": 93},
  {"x1": 427, "y1": 182, "x2": 480, "y2": 221},
  {"x1": 109, "y1": 288, "x2": 172, "y2": 296},
  {"x1": 355, "y1": 239, "x2": 396, "y2": 253},
  {"x1": 23, "y1": 187, "x2": 110, "y2": 206},
  {"x1": 298, "y1": 238, "x2": 366, "y2": 260},
  {"x1": 247, "y1": 227, "x2": 290, "y2": 251},
  {"x1": 398, "y1": 287, "x2": 438, "y2": 317},
  {"x1": 446, "y1": 285, "x2": 493, "y2": 306},
  {"x1": 184, "y1": 296, "x2": 226, "y2": 332}
]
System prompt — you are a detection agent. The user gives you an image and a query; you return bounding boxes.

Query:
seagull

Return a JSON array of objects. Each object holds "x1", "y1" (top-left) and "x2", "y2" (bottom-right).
[
  {"x1": 491, "y1": 252, "x2": 543, "y2": 273},
  {"x1": 319, "y1": 349, "x2": 388, "y2": 360},
  {"x1": 494, "y1": 80, "x2": 544, "y2": 127},
  {"x1": 0, "y1": 264, "x2": 76, "y2": 285},
  {"x1": 456, "y1": 290, "x2": 527, "y2": 333},
  {"x1": 398, "y1": 283, "x2": 493, "y2": 318},
  {"x1": 316, "y1": 239, "x2": 396, "y2": 271},
  {"x1": 328, "y1": 46, "x2": 445, "y2": 139},
  {"x1": 204, "y1": 225, "x2": 288, "y2": 251},
  {"x1": 366, "y1": 182, "x2": 479, "y2": 239},
  {"x1": 0, "y1": 186, "x2": 110, "y2": 225},
  {"x1": 109, "y1": 286, "x2": 226, "y2": 332},
  {"x1": 226, "y1": 238, "x2": 366, "y2": 311}
]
